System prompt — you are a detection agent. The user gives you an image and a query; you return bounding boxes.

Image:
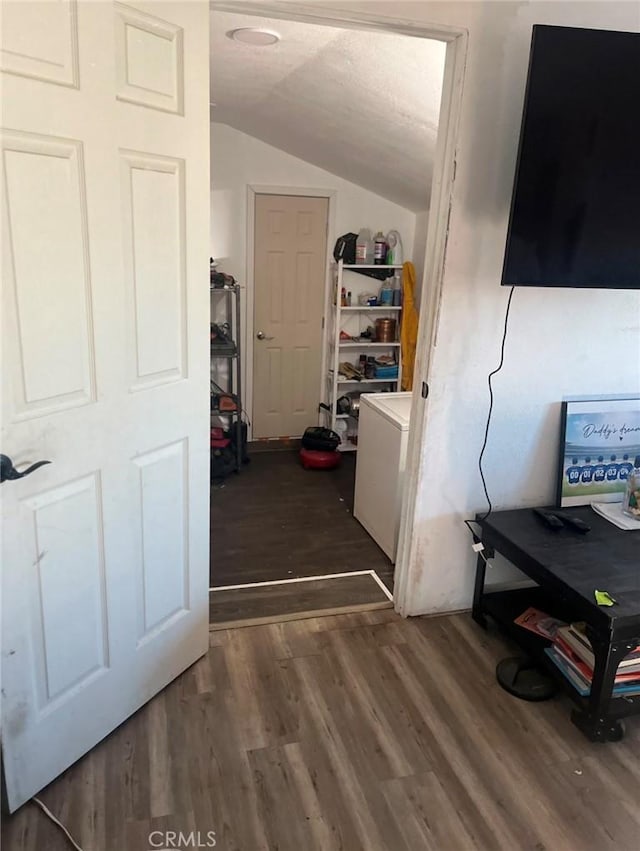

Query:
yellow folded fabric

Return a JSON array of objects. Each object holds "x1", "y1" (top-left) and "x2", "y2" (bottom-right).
[{"x1": 400, "y1": 261, "x2": 419, "y2": 391}]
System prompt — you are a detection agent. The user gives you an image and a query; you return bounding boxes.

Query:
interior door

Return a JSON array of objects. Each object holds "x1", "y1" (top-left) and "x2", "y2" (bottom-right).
[
  {"x1": 253, "y1": 194, "x2": 328, "y2": 438},
  {"x1": 1, "y1": 0, "x2": 210, "y2": 811}
]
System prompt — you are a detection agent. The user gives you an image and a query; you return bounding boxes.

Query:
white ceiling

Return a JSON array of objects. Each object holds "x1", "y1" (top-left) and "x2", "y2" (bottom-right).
[{"x1": 209, "y1": 11, "x2": 447, "y2": 212}]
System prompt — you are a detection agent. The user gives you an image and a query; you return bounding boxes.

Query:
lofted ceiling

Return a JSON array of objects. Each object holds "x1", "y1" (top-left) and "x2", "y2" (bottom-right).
[{"x1": 209, "y1": 11, "x2": 447, "y2": 212}]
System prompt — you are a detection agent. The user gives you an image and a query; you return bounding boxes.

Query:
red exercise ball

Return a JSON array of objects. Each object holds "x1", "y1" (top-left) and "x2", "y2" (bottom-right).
[{"x1": 299, "y1": 447, "x2": 342, "y2": 470}]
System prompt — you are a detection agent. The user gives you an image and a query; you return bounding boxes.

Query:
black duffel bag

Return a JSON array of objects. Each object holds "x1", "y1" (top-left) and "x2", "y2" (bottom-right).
[
  {"x1": 301, "y1": 426, "x2": 340, "y2": 452},
  {"x1": 333, "y1": 233, "x2": 358, "y2": 264}
]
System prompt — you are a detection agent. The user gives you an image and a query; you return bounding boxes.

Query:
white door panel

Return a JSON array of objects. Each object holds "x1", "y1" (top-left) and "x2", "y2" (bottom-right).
[
  {"x1": 3, "y1": 131, "x2": 96, "y2": 418},
  {"x1": 120, "y1": 149, "x2": 188, "y2": 389},
  {"x1": 0, "y1": 0, "x2": 79, "y2": 88},
  {"x1": 1, "y1": 0, "x2": 210, "y2": 811},
  {"x1": 253, "y1": 194, "x2": 328, "y2": 438}
]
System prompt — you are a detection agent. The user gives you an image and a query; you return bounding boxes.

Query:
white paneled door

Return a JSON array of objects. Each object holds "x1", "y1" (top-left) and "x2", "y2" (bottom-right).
[
  {"x1": 253, "y1": 194, "x2": 329, "y2": 438},
  {"x1": 1, "y1": 1, "x2": 210, "y2": 811}
]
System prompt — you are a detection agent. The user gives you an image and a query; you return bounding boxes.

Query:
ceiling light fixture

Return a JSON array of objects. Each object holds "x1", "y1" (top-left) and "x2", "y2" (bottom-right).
[{"x1": 227, "y1": 27, "x2": 280, "y2": 46}]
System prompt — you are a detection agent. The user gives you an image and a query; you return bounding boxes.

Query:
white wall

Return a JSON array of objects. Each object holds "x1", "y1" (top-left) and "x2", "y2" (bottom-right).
[
  {"x1": 329, "y1": 1, "x2": 640, "y2": 613},
  {"x1": 412, "y1": 210, "x2": 430, "y2": 304},
  {"x1": 211, "y1": 122, "x2": 417, "y2": 277},
  {"x1": 210, "y1": 122, "x2": 418, "y2": 430}
]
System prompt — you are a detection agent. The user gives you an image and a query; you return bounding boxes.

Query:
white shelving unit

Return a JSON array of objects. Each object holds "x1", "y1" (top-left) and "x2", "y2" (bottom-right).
[{"x1": 322, "y1": 260, "x2": 404, "y2": 452}]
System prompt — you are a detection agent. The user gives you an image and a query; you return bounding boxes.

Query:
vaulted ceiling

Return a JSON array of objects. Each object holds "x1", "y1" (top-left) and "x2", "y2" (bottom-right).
[{"x1": 209, "y1": 11, "x2": 447, "y2": 212}]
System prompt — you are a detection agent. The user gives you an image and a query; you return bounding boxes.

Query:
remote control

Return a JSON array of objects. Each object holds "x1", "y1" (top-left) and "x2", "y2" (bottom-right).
[
  {"x1": 532, "y1": 508, "x2": 564, "y2": 531},
  {"x1": 557, "y1": 514, "x2": 591, "y2": 534}
]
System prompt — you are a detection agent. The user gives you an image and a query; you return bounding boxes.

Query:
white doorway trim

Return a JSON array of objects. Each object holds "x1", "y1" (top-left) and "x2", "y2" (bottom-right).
[
  {"x1": 211, "y1": 2, "x2": 469, "y2": 617},
  {"x1": 245, "y1": 184, "x2": 336, "y2": 439}
]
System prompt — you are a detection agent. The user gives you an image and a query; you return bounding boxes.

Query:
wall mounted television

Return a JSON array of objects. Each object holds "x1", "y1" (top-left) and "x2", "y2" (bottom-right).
[{"x1": 502, "y1": 25, "x2": 640, "y2": 289}]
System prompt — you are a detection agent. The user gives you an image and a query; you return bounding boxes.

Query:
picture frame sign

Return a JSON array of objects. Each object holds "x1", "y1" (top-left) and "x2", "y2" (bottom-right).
[{"x1": 556, "y1": 398, "x2": 640, "y2": 508}]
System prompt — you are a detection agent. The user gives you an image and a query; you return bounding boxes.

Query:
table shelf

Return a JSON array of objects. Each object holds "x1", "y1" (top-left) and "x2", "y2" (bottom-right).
[
  {"x1": 338, "y1": 341, "x2": 401, "y2": 348},
  {"x1": 480, "y1": 586, "x2": 640, "y2": 720},
  {"x1": 341, "y1": 264, "x2": 404, "y2": 270},
  {"x1": 337, "y1": 378, "x2": 399, "y2": 385},
  {"x1": 473, "y1": 507, "x2": 640, "y2": 741},
  {"x1": 339, "y1": 306, "x2": 402, "y2": 312}
]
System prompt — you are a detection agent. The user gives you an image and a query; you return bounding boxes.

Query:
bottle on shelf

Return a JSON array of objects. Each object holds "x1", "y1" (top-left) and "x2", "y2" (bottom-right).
[
  {"x1": 334, "y1": 419, "x2": 348, "y2": 447},
  {"x1": 374, "y1": 231, "x2": 387, "y2": 265},
  {"x1": 385, "y1": 230, "x2": 403, "y2": 265},
  {"x1": 379, "y1": 278, "x2": 393, "y2": 306},
  {"x1": 365, "y1": 357, "x2": 376, "y2": 379},
  {"x1": 347, "y1": 291, "x2": 352, "y2": 306},
  {"x1": 356, "y1": 228, "x2": 373, "y2": 264},
  {"x1": 392, "y1": 273, "x2": 402, "y2": 306}
]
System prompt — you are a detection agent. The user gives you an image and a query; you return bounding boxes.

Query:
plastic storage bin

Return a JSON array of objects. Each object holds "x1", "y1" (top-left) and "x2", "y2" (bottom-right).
[{"x1": 374, "y1": 364, "x2": 399, "y2": 379}]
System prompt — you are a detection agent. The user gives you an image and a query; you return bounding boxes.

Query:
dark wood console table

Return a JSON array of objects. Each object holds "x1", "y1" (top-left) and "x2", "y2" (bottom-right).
[{"x1": 473, "y1": 506, "x2": 640, "y2": 741}]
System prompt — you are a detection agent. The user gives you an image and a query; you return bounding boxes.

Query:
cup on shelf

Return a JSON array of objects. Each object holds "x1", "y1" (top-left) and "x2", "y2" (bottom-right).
[
  {"x1": 375, "y1": 318, "x2": 396, "y2": 343},
  {"x1": 358, "y1": 292, "x2": 377, "y2": 306}
]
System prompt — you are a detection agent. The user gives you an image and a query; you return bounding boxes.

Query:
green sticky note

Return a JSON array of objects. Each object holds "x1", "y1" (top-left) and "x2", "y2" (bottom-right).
[{"x1": 595, "y1": 590, "x2": 616, "y2": 607}]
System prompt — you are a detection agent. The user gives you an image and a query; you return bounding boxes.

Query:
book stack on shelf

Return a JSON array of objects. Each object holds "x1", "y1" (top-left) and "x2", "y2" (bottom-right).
[
  {"x1": 545, "y1": 622, "x2": 640, "y2": 698},
  {"x1": 514, "y1": 607, "x2": 564, "y2": 641},
  {"x1": 513, "y1": 607, "x2": 640, "y2": 697}
]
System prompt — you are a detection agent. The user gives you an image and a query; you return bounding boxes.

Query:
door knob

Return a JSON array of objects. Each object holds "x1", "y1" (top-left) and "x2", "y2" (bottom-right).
[
  {"x1": 256, "y1": 331, "x2": 274, "y2": 341},
  {"x1": 0, "y1": 454, "x2": 51, "y2": 484}
]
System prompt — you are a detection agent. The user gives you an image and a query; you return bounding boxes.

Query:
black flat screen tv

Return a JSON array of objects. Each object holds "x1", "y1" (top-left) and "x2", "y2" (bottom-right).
[{"x1": 501, "y1": 25, "x2": 640, "y2": 289}]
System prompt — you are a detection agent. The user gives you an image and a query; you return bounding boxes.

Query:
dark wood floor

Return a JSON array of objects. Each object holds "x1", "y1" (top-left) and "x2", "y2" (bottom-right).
[
  {"x1": 4, "y1": 610, "x2": 639, "y2": 851},
  {"x1": 211, "y1": 450, "x2": 394, "y2": 590}
]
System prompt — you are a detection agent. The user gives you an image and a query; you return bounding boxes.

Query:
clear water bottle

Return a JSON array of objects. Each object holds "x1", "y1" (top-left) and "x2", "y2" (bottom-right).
[
  {"x1": 356, "y1": 228, "x2": 373, "y2": 264},
  {"x1": 621, "y1": 455, "x2": 640, "y2": 518}
]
